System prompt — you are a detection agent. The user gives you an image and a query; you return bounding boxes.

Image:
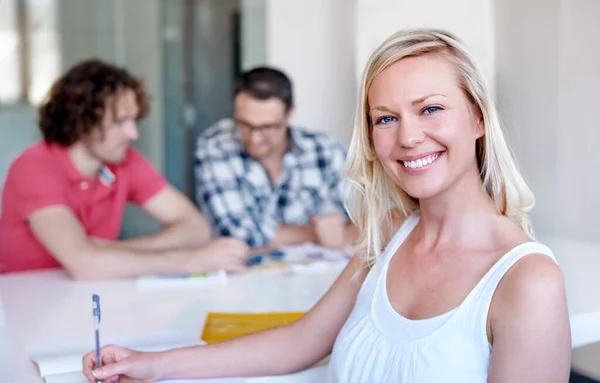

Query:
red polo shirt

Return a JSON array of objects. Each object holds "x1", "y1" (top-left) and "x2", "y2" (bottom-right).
[{"x1": 0, "y1": 142, "x2": 168, "y2": 273}]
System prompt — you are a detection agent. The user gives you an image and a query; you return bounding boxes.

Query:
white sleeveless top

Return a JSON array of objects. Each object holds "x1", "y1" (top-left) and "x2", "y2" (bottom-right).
[{"x1": 328, "y1": 214, "x2": 556, "y2": 383}]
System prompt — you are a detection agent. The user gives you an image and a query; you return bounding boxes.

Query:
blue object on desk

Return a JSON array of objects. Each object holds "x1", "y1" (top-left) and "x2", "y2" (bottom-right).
[
  {"x1": 92, "y1": 294, "x2": 101, "y2": 381},
  {"x1": 246, "y1": 254, "x2": 264, "y2": 266},
  {"x1": 246, "y1": 250, "x2": 286, "y2": 266},
  {"x1": 269, "y1": 250, "x2": 285, "y2": 259}
]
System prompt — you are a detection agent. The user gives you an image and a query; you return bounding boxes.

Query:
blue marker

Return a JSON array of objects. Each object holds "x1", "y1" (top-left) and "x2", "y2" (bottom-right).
[{"x1": 92, "y1": 294, "x2": 102, "y2": 381}]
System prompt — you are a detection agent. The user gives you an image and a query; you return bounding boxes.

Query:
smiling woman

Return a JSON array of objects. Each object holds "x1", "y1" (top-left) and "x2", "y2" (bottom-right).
[{"x1": 345, "y1": 32, "x2": 536, "y2": 268}]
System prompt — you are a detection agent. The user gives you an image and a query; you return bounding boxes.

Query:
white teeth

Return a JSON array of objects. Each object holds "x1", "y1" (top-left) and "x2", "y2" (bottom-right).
[{"x1": 402, "y1": 153, "x2": 440, "y2": 169}]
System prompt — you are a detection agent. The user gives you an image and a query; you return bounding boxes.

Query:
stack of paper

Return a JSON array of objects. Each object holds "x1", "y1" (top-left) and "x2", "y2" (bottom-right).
[{"x1": 27, "y1": 330, "x2": 244, "y2": 383}]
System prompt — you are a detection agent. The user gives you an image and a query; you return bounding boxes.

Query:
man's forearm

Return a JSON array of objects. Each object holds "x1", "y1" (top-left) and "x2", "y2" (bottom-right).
[
  {"x1": 67, "y1": 245, "x2": 197, "y2": 281},
  {"x1": 113, "y1": 217, "x2": 211, "y2": 252}
]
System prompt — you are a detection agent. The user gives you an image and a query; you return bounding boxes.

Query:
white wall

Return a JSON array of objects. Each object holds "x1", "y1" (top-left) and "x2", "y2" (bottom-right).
[
  {"x1": 355, "y1": 0, "x2": 496, "y2": 90},
  {"x1": 556, "y1": 0, "x2": 600, "y2": 244},
  {"x1": 266, "y1": 0, "x2": 357, "y2": 146},
  {"x1": 495, "y1": 0, "x2": 562, "y2": 238},
  {"x1": 496, "y1": 0, "x2": 600, "y2": 247}
]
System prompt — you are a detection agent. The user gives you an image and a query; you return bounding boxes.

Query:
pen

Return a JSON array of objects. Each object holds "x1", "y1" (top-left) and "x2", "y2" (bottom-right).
[
  {"x1": 92, "y1": 294, "x2": 101, "y2": 383},
  {"x1": 246, "y1": 250, "x2": 286, "y2": 266}
]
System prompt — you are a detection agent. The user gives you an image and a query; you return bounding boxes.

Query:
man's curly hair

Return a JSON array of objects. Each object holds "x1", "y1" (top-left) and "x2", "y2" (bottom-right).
[{"x1": 38, "y1": 59, "x2": 150, "y2": 147}]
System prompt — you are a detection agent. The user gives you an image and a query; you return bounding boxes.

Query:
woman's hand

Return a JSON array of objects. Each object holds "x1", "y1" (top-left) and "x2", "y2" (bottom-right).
[{"x1": 82, "y1": 345, "x2": 162, "y2": 383}]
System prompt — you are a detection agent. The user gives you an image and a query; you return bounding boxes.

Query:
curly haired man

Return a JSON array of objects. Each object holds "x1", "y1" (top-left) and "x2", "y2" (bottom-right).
[{"x1": 0, "y1": 59, "x2": 249, "y2": 279}]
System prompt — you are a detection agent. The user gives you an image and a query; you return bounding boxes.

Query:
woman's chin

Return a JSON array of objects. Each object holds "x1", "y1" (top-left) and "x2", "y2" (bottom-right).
[{"x1": 400, "y1": 183, "x2": 445, "y2": 201}]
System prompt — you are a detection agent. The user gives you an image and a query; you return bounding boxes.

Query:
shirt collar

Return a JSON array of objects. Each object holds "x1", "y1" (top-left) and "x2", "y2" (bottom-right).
[
  {"x1": 49, "y1": 143, "x2": 116, "y2": 186},
  {"x1": 287, "y1": 126, "x2": 310, "y2": 155}
]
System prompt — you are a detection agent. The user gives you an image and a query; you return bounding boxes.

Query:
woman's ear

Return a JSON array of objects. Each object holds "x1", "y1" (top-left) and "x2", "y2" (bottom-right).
[{"x1": 475, "y1": 116, "x2": 484, "y2": 138}]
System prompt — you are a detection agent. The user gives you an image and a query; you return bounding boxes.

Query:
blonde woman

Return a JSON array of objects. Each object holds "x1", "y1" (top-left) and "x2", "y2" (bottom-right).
[{"x1": 83, "y1": 29, "x2": 571, "y2": 383}]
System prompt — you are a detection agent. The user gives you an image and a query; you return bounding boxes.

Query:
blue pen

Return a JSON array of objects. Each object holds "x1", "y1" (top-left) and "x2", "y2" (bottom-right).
[
  {"x1": 246, "y1": 250, "x2": 286, "y2": 266},
  {"x1": 246, "y1": 254, "x2": 264, "y2": 266},
  {"x1": 269, "y1": 250, "x2": 285, "y2": 259},
  {"x1": 92, "y1": 294, "x2": 102, "y2": 382}
]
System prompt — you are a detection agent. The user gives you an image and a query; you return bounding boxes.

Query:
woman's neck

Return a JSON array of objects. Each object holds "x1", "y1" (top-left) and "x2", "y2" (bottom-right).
[{"x1": 415, "y1": 166, "x2": 500, "y2": 250}]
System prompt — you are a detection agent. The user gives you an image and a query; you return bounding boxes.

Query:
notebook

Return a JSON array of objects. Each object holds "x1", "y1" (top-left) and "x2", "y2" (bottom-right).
[{"x1": 27, "y1": 330, "x2": 244, "y2": 383}]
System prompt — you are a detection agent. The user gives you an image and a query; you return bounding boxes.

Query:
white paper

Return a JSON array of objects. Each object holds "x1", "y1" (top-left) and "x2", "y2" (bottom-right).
[
  {"x1": 28, "y1": 330, "x2": 243, "y2": 383},
  {"x1": 136, "y1": 270, "x2": 228, "y2": 291},
  {"x1": 280, "y1": 243, "x2": 352, "y2": 263},
  {"x1": 44, "y1": 371, "x2": 244, "y2": 383},
  {"x1": 43, "y1": 371, "x2": 89, "y2": 383},
  {"x1": 252, "y1": 243, "x2": 351, "y2": 273}
]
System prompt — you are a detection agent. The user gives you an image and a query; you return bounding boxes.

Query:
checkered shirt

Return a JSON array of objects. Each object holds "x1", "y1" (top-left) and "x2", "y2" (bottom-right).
[{"x1": 194, "y1": 118, "x2": 349, "y2": 248}]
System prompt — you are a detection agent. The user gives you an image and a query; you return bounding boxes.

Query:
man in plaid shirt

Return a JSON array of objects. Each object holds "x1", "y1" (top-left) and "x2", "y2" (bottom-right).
[{"x1": 195, "y1": 67, "x2": 357, "y2": 251}]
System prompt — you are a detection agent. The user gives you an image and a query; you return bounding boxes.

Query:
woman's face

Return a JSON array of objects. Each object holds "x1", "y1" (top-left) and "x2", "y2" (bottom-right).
[{"x1": 368, "y1": 53, "x2": 483, "y2": 201}]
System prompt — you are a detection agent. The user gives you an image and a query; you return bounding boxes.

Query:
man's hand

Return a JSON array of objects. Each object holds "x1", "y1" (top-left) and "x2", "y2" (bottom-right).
[
  {"x1": 190, "y1": 237, "x2": 250, "y2": 273},
  {"x1": 312, "y1": 213, "x2": 348, "y2": 249},
  {"x1": 88, "y1": 236, "x2": 115, "y2": 246}
]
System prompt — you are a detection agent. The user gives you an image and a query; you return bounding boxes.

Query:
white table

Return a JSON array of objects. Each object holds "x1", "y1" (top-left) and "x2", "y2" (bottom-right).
[
  {"x1": 0, "y1": 265, "x2": 343, "y2": 382},
  {"x1": 1, "y1": 237, "x2": 599, "y2": 381}
]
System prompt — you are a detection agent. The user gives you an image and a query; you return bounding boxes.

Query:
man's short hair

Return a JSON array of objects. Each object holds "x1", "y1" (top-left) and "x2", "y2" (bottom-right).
[
  {"x1": 234, "y1": 67, "x2": 293, "y2": 111},
  {"x1": 38, "y1": 59, "x2": 150, "y2": 147}
]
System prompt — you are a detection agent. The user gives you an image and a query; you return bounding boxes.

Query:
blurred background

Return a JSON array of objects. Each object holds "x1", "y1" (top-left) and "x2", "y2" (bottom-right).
[
  {"x1": 0, "y1": 0, "x2": 598, "y2": 252},
  {"x1": 0, "y1": 0, "x2": 599, "y2": 380}
]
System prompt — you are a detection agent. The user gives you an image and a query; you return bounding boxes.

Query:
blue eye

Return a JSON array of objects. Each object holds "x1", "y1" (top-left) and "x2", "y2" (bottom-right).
[
  {"x1": 375, "y1": 116, "x2": 396, "y2": 125},
  {"x1": 424, "y1": 106, "x2": 442, "y2": 115}
]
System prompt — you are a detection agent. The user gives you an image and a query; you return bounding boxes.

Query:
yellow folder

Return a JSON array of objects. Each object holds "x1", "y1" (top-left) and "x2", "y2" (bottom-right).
[{"x1": 201, "y1": 311, "x2": 305, "y2": 344}]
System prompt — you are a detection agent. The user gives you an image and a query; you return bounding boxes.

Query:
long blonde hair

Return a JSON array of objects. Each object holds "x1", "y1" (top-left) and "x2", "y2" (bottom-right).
[{"x1": 344, "y1": 28, "x2": 535, "y2": 270}]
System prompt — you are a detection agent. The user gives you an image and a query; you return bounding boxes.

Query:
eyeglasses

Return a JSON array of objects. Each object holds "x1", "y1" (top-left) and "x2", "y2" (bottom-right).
[{"x1": 236, "y1": 119, "x2": 286, "y2": 134}]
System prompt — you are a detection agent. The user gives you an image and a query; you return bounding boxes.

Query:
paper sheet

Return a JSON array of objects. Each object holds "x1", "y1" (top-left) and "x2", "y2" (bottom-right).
[
  {"x1": 251, "y1": 243, "x2": 351, "y2": 274},
  {"x1": 28, "y1": 330, "x2": 243, "y2": 383},
  {"x1": 280, "y1": 243, "x2": 352, "y2": 263},
  {"x1": 136, "y1": 270, "x2": 228, "y2": 291},
  {"x1": 44, "y1": 371, "x2": 244, "y2": 383}
]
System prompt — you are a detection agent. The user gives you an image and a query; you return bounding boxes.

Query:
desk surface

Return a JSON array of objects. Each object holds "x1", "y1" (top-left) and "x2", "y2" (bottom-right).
[
  {"x1": 0, "y1": 265, "x2": 343, "y2": 382},
  {"x1": 1, "y1": 237, "x2": 600, "y2": 381}
]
